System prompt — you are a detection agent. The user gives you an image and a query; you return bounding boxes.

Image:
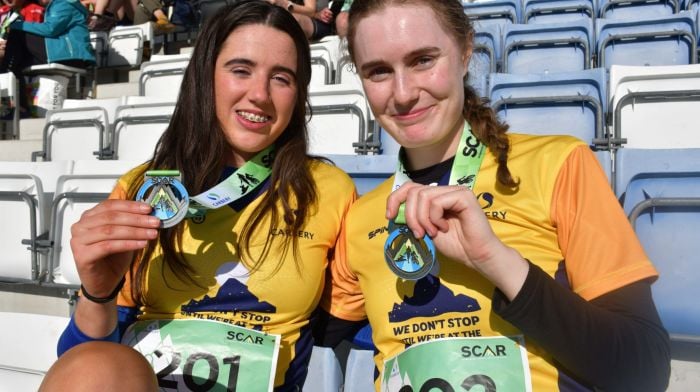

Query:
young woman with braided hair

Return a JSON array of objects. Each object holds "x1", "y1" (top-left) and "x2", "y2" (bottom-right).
[{"x1": 316, "y1": 0, "x2": 671, "y2": 390}]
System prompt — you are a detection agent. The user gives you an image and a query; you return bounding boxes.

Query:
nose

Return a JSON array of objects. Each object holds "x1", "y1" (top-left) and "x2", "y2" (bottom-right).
[
  {"x1": 248, "y1": 74, "x2": 271, "y2": 104},
  {"x1": 393, "y1": 70, "x2": 419, "y2": 110}
]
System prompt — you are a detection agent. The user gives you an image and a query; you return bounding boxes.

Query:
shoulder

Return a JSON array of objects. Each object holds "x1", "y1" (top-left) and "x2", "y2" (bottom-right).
[
  {"x1": 348, "y1": 176, "x2": 393, "y2": 215},
  {"x1": 309, "y1": 159, "x2": 355, "y2": 198},
  {"x1": 309, "y1": 159, "x2": 356, "y2": 190},
  {"x1": 506, "y1": 133, "x2": 587, "y2": 171}
]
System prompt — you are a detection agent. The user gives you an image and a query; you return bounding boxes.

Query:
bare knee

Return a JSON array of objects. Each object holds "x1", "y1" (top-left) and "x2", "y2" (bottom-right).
[
  {"x1": 336, "y1": 12, "x2": 349, "y2": 38},
  {"x1": 294, "y1": 14, "x2": 314, "y2": 39},
  {"x1": 39, "y1": 341, "x2": 158, "y2": 392}
]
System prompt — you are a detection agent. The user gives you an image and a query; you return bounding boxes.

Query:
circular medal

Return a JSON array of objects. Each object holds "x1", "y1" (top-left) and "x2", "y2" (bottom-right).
[
  {"x1": 135, "y1": 172, "x2": 189, "y2": 228},
  {"x1": 384, "y1": 221, "x2": 436, "y2": 280}
]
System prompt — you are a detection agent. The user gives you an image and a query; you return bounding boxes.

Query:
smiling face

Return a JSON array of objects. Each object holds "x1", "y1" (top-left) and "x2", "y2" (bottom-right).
[
  {"x1": 214, "y1": 24, "x2": 298, "y2": 167},
  {"x1": 352, "y1": 4, "x2": 471, "y2": 169}
]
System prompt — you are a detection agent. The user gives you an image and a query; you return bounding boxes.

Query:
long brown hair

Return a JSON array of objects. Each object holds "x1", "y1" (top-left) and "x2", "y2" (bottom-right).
[
  {"x1": 125, "y1": 1, "x2": 316, "y2": 305},
  {"x1": 347, "y1": 0, "x2": 518, "y2": 188}
]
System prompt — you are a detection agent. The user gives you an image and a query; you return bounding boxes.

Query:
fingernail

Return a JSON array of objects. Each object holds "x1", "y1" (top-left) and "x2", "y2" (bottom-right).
[{"x1": 147, "y1": 229, "x2": 158, "y2": 238}]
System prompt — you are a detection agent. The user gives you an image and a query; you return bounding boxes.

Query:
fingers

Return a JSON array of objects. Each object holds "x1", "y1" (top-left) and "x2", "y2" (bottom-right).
[
  {"x1": 71, "y1": 200, "x2": 161, "y2": 259},
  {"x1": 387, "y1": 184, "x2": 477, "y2": 238}
]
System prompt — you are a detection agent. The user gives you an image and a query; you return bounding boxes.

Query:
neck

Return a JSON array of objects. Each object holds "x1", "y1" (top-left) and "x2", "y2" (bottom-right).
[{"x1": 403, "y1": 119, "x2": 465, "y2": 171}]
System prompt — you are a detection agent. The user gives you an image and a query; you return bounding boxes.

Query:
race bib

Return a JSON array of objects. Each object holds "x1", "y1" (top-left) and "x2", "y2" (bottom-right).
[
  {"x1": 381, "y1": 336, "x2": 531, "y2": 392},
  {"x1": 122, "y1": 319, "x2": 281, "y2": 391}
]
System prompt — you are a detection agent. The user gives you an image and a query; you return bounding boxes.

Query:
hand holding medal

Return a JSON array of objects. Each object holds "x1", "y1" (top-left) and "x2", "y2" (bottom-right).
[{"x1": 384, "y1": 122, "x2": 486, "y2": 280}]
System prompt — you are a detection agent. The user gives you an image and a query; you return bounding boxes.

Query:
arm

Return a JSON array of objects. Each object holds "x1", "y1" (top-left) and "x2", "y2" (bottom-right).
[
  {"x1": 12, "y1": 0, "x2": 76, "y2": 38},
  {"x1": 66, "y1": 198, "x2": 159, "y2": 341},
  {"x1": 268, "y1": 0, "x2": 317, "y2": 17},
  {"x1": 493, "y1": 264, "x2": 670, "y2": 391},
  {"x1": 57, "y1": 305, "x2": 138, "y2": 356}
]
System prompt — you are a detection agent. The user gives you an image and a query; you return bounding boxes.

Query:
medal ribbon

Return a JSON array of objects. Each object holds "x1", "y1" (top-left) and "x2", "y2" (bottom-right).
[
  {"x1": 140, "y1": 145, "x2": 274, "y2": 226},
  {"x1": 189, "y1": 145, "x2": 274, "y2": 209},
  {"x1": 390, "y1": 121, "x2": 486, "y2": 225}
]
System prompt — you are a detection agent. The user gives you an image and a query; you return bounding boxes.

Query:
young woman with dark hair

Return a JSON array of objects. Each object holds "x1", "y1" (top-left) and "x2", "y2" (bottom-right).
[{"x1": 41, "y1": 2, "x2": 355, "y2": 391}]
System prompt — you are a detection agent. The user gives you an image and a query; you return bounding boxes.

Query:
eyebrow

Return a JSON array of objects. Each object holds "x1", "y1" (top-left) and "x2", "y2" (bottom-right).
[
  {"x1": 222, "y1": 58, "x2": 297, "y2": 80},
  {"x1": 359, "y1": 46, "x2": 441, "y2": 74}
]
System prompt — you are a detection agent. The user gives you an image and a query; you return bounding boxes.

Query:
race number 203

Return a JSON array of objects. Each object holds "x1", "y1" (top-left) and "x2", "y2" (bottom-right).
[{"x1": 381, "y1": 336, "x2": 531, "y2": 392}]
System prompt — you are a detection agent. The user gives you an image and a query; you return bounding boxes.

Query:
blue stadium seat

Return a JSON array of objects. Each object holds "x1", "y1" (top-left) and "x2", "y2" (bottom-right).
[
  {"x1": 325, "y1": 155, "x2": 395, "y2": 196},
  {"x1": 488, "y1": 68, "x2": 608, "y2": 147},
  {"x1": 463, "y1": 0, "x2": 521, "y2": 28},
  {"x1": 470, "y1": 23, "x2": 502, "y2": 96},
  {"x1": 344, "y1": 324, "x2": 376, "y2": 392},
  {"x1": 502, "y1": 20, "x2": 593, "y2": 74},
  {"x1": 615, "y1": 148, "x2": 700, "y2": 354},
  {"x1": 596, "y1": 13, "x2": 697, "y2": 69},
  {"x1": 598, "y1": 0, "x2": 678, "y2": 20},
  {"x1": 302, "y1": 346, "x2": 343, "y2": 392},
  {"x1": 523, "y1": 0, "x2": 595, "y2": 24},
  {"x1": 608, "y1": 64, "x2": 700, "y2": 150},
  {"x1": 344, "y1": 348, "x2": 376, "y2": 392}
]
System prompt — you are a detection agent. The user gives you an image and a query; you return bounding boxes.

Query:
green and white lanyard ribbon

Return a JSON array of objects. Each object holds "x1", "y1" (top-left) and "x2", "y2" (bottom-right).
[
  {"x1": 135, "y1": 146, "x2": 274, "y2": 228},
  {"x1": 384, "y1": 121, "x2": 486, "y2": 280}
]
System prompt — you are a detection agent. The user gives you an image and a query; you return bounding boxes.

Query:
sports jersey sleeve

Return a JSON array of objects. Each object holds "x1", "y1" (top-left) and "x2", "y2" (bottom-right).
[
  {"x1": 550, "y1": 145, "x2": 658, "y2": 300},
  {"x1": 320, "y1": 217, "x2": 367, "y2": 322}
]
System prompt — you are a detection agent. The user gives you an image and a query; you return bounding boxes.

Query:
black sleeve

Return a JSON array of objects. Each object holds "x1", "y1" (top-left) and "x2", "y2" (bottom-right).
[
  {"x1": 312, "y1": 308, "x2": 368, "y2": 348},
  {"x1": 493, "y1": 262, "x2": 671, "y2": 391}
]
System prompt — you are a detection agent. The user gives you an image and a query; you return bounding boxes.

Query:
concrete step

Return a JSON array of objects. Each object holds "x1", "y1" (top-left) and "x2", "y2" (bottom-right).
[
  {"x1": 95, "y1": 81, "x2": 139, "y2": 99},
  {"x1": 18, "y1": 118, "x2": 46, "y2": 141},
  {"x1": 0, "y1": 139, "x2": 42, "y2": 161},
  {"x1": 128, "y1": 69, "x2": 141, "y2": 83}
]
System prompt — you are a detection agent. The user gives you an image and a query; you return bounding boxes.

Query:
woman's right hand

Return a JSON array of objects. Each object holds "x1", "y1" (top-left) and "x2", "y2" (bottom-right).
[{"x1": 70, "y1": 199, "x2": 161, "y2": 299}]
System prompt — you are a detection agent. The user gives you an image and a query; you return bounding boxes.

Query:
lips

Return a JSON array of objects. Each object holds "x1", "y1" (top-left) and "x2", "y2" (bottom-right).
[
  {"x1": 392, "y1": 105, "x2": 432, "y2": 122},
  {"x1": 237, "y1": 110, "x2": 270, "y2": 123}
]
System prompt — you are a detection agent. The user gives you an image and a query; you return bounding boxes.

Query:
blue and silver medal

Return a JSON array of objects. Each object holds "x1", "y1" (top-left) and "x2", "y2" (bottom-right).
[
  {"x1": 384, "y1": 208, "x2": 437, "y2": 280},
  {"x1": 383, "y1": 121, "x2": 486, "y2": 281},
  {"x1": 135, "y1": 170, "x2": 189, "y2": 228}
]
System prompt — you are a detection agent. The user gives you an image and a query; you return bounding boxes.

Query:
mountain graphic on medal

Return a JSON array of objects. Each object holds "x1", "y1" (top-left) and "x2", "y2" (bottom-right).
[
  {"x1": 182, "y1": 261, "x2": 276, "y2": 313},
  {"x1": 388, "y1": 275, "x2": 480, "y2": 323}
]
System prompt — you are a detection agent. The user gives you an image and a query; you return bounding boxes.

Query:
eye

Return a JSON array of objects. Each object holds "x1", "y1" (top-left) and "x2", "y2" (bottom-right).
[
  {"x1": 231, "y1": 67, "x2": 251, "y2": 77},
  {"x1": 366, "y1": 66, "x2": 392, "y2": 82},
  {"x1": 271, "y1": 73, "x2": 293, "y2": 86},
  {"x1": 414, "y1": 55, "x2": 436, "y2": 69}
]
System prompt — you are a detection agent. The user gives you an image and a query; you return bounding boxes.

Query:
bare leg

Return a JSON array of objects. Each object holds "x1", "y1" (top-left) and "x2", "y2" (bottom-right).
[
  {"x1": 335, "y1": 11, "x2": 348, "y2": 38},
  {"x1": 293, "y1": 14, "x2": 314, "y2": 39}
]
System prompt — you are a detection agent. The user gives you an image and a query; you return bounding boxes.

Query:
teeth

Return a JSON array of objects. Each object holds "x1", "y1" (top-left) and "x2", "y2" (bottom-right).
[{"x1": 238, "y1": 111, "x2": 269, "y2": 123}]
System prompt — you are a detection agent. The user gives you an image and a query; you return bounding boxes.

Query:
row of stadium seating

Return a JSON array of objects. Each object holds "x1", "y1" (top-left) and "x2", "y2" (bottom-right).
[
  {"x1": 464, "y1": 0, "x2": 699, "y2": 25},
  {"x1": 471, "y1": 12, "x2": 700, "y2": 76},
  {"x1": 16, "y1": 62, "x2": 699, "y2": 164},
  {"x1": 2, "y1": 144, "x2": 698, "y2": 388}
]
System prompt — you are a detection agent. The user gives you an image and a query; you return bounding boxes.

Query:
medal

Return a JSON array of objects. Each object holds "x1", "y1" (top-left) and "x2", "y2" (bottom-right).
[
  {"x1": 134, "y1": 146, "x2": 275, "y2": 229},
  {"x1": 384, "y1": 122, "x2": 485, "y2": 280},
  {"x1": 136, "y1": 170, "x2": 189, "y2": 228},
  {"x1": 384, "y1": 219, "x2": 437, "y2": 280}
]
